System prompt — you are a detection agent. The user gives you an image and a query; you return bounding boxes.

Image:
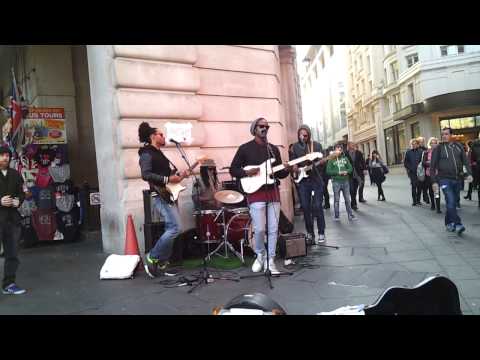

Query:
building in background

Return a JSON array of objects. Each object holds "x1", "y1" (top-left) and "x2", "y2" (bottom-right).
[
  {"x1": 0, "y1": 45, "x2": 302, "y2": 254},
  {"x1": 346, "y1": 45, "x2": 385, "y2": 158},
  {"x1": 298, "y1": 45, "x2": 348, "y2": 148},
  {"x1": 380, "y1": 45, "x2": 480, "y2": 165}
]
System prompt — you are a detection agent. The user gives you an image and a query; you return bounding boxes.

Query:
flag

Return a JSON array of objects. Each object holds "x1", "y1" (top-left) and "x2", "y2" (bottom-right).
[{"x1": 10, "y1": 68, "x2": 22, "y2": 138}]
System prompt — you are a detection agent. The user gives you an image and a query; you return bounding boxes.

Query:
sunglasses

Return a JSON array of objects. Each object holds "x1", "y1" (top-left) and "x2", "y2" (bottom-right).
[{"x1": 257, "y1": 125, "x2": 270, "y2": 130}]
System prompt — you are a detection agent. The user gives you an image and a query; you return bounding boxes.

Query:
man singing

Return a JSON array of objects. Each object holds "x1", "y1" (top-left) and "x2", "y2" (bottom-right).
[
  {"x1": 290, "y1": 124, "x2": 327, "y2": 244},
  {"x1": 230, "y1": 118, "x2": 291, "y2": 274},
  {"x1": 138, "y1": 122, "x2": 190, "y2": 278}
]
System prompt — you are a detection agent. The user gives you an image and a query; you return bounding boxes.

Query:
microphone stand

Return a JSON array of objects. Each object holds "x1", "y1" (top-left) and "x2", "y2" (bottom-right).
[
  {"x1": 171, "y1": 141, "x2": 238, "y2": 293},
  {"x1": 241, "y1": 133, "x2": 292, "y2": 289}
]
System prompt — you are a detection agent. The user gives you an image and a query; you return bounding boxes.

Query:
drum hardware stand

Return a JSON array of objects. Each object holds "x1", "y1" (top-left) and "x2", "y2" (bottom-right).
[
  {"x1": 206, "y1": 206, "x2": 245, "y2": 263},
  {"x1": 241, "y1": 135, "x2": 293, "y2": 289},
  {"x1": 171, "y1": 142, "x2": 238, "y2": 294}
]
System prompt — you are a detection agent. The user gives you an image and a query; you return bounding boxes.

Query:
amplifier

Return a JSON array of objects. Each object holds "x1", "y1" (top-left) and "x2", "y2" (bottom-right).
[{"x1": 278, "y1": 233, "x2": 307, "y2": 259}]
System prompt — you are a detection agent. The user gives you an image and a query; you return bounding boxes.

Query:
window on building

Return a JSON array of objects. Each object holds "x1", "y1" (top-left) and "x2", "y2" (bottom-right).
[
  {"x1": 408, "y1": 83, "x2": 415, "y2": 104},
  {"x1": 366, "y1": 55, "x2": 371, "y2": 73},
  {"x1": 411, "y1": 122, "x2": 420, "y2": 138},
  {"x1": 406, "y1": 53, "x2": 419, "y2": 68},
  {"x1": 390, "y1": 61, "x2": 399, "y2": 81},
  {"x1": 369, "y1": 80, "x2": 373, "y2": 94},
  {"x1": 329, "y1": 45, "x2": 334, "y2": 56},
  {"x1": 384, "y1": 68, "x2": 388, "y2": 84},
  {"x1": 361, "y1": 80, "x2": 365, "y2": 94},
  {"x1": 385, "y1": 98, "x2": 391, "y2": 115},
  {"x1": 354, "y1": 60, "x2": 357, "y2": 72},
  {"x1": 393, "y1": 93, "x2": 402, "y2": 112},
  {"x1": 356, "y1": 84, "x2": 360, "y2": 97},
  {"x1": 440, "y1": 45, "x2": 465, "y2": 57},
  {"x1": 320, "y1": 54, "x2": 325, "y2": 69},
  {"x1": 359, "y1": 55, "x2": 363, "y2": 69},
  {"x1": 313, "y1": 64, "x2": 318, "y2": 79}
]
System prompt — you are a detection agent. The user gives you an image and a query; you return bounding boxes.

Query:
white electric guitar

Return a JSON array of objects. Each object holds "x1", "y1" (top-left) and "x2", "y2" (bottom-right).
[
  {"x1": 154, "y1": 155, "x2": 208, "y2": 202},
  {"x1": 240, "y1": 152, "x2": 323, "y2": 194}
]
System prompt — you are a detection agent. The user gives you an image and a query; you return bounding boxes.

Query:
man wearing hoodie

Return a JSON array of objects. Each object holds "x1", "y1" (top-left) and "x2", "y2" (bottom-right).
[
  {"x1": 290, "y1": 124, "x2": 327, "y2": 244},
  {"x1": 138, "y1": 122, "x2": 190, "y2": 278},
  {"x1": 430, "y1": 127, "x2": 473, "y2": 234},
  {"x1": 326, "y1": 144, "x2": 356, "y2": 221}
]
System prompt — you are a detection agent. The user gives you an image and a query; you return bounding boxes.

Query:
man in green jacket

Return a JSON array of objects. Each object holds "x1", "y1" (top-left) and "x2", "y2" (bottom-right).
[{"x1": 326, "y1": 144, "x2": 356, "y2": 221}]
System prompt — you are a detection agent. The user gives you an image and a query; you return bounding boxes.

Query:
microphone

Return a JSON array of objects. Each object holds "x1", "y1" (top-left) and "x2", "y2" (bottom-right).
[{"x1": 169, "y1": 139, "x2": 180, "y2": 145}]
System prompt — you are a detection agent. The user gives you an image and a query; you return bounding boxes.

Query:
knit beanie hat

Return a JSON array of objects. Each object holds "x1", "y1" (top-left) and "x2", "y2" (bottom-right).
[{"x1": 250, "y1": 117, "x2": 266, "y2": 136}]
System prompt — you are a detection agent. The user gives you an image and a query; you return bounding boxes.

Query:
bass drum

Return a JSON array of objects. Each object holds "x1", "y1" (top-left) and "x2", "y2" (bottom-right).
[{"x1": 225, "y1": 212, "x2": 254, "y2": 256}]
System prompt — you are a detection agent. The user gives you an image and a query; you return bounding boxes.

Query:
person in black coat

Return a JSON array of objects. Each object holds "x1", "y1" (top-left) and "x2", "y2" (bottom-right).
[
  {"x1": 0, "y1": 145, "x2": 26, "y2": 295},
  {"x1": 345, "y1": 142, "x2": 367, "y2": 210},
  {"x1": 404, "y1": 138, "x2": 423, "y2": 206}
]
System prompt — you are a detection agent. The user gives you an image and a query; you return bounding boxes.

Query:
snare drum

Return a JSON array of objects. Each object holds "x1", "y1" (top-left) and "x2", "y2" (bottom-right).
[{"x1": 193, "y1": 209, "x2": 223, "y2": 243}]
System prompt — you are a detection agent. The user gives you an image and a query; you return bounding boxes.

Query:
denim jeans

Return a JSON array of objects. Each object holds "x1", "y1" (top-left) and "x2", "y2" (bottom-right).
[
  {"x1": 149, "y1": 196, "x2": 181, "y2": 261},
  {"x1": 249, "y1": 201, "x2": 280, "y2": 258},
  {"x1": 298, "y1": 178, "x2": 325, "y2": 235},
  {"x1": 333, "y1": 180, "x2": 353, "y2": 218},
  {"x1": 1, "y1": 222, "x2": 21, "y2": 289},
  {"x1": 439, "y1": 179, "x2": 462, "y2": 226}
]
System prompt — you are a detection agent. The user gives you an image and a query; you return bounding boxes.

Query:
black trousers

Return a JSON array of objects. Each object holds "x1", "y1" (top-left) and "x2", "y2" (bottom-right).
[
  {"x1": 408, "y1": 172, "x2": 422, "y2": 203},
  {"x1": 375, "y1": 181, "x2": 385, "y2": 198},
  {"x1": 424, "y1": 176, "x2": 436, "y2": 208},
  {"x1": 0, "y1": 222, "x2": 21, "y2": 289},
  {"x1": 323, "y1": 177, "x2": 330, "y2": 206},
  {"x1": 350, "y1": 175, "x2": 364, "y2": 207}
]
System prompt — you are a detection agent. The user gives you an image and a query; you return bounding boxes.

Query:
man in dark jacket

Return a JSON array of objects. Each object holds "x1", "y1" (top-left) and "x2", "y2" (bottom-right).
[
  {"x1": 404, "y1": 138, "x2": 423, "y2": 206},
  {"x1": 345, "y1": 142, "x2": 367, "y2": 210},
  {"x1": 0, "y1": 145, "x2": 26, "y2": 295},
  {"x1": 138, "y1": 122, "x2": 190, "y2": 278},
  {"x1": 431, "y1": 127, "x2": 472, "y2": 234},
  {"x1": 417, "y1": 137, "x2": 430, "y2": 204},
  {"x1": 290, "y1": 124, "x2": 327, "y2": 244},
  {"x1": 230, "y1": 117, "x2": 291, "y2": 274}
]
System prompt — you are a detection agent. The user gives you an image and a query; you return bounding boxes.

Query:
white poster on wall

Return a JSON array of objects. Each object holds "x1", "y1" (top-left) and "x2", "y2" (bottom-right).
[{"x1": 165, "y1": 122, "x2": 193, "y2": 145}]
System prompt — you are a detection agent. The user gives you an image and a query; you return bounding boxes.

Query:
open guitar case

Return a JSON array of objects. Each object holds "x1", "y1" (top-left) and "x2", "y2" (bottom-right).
[{"x1": 363, "y1": 275, "x2": 462, "y2": 315}]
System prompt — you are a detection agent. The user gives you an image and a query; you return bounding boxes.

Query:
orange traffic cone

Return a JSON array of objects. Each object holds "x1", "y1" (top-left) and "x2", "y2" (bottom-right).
[{"x1": 125, "y1": 214, "x2": 143, "y2": 272}]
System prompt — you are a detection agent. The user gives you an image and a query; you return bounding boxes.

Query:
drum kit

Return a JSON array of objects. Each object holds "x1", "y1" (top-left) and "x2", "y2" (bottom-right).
[{"x1": 193, "y1": 180, "x2": 253, "y2": 263}]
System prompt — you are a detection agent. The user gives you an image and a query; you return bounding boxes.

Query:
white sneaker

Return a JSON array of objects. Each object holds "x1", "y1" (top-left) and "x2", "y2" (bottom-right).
[
  {"x1": 317, "y1": 234, "x2": 326, "y2": 244},
  {"x1": 252, "y1": 254, "x2": 264, "y2": 273},
  {"x1": 265, "y1": 258, "x2": 280, "y2": 275}
]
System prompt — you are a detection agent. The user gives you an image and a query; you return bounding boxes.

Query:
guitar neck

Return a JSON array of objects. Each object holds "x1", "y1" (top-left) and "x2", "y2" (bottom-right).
[{"x1": 272, "y1": 156, "x2": 315, "y2": 173}]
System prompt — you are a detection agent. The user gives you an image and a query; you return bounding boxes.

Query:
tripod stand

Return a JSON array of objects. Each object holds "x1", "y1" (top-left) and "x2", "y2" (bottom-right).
[
  {"x1": 172, "y1": 142, "x2": 238, "y2": 293},
  {"x1": 240, "y1": 138, "x2": 293, "y2": 289}
]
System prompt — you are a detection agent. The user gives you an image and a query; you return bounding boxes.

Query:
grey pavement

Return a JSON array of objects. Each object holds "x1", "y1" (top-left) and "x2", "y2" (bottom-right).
[{"x1": 1, "y1": 173, "x2": 479, "y2": 315}]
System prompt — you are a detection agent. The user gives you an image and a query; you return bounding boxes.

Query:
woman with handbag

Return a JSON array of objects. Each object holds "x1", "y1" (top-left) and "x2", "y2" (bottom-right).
[
  {"x1": 369, "y1": 150, "x2": 387, "y2": 201},
  {"x1": 423, "y1": 137, "x2": 441, "y2": 213}
]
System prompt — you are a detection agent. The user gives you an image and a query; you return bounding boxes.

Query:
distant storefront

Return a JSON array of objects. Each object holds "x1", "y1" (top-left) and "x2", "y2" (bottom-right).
[
  {"x1": 439, "y1": 114, "x2": 480, "y2": 144},
  {"x1": 384, "y1": 123, "x2": 406, "y2": 166}
]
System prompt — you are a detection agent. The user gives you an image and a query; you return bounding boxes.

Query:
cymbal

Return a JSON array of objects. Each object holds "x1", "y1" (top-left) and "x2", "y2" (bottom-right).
[{"x1": 214, "y1": 190, "x2": 244, "y2": 204}]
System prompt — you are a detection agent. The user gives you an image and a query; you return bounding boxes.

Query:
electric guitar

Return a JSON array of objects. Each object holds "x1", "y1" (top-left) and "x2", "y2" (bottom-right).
[
  {"x1": 240, "y1": 152, "x2": 323, "y2": 194},
  {"x1": 154, "y1": 155, "x2": 208, "y2": 203},
  {"x1": 293, "y1": 151, "x2": 341, "y2": 184}
]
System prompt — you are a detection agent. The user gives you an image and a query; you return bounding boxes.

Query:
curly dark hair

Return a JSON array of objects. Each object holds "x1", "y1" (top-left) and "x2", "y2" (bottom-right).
[{"x1": 138, "y1": 122, "x2": 157, "y2": 144}]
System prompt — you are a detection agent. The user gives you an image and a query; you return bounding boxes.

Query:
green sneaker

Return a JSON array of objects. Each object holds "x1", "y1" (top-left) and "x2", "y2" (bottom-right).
[{"x1": 145, "y1": 253, "x2": 159, "y2": 278}]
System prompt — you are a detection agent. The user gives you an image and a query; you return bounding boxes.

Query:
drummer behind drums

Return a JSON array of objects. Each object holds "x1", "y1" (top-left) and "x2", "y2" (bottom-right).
[
  {"x1": 193, "y1": 159, "x2": 221, "y2": 210},
  {"x1": 229, "y1": 117, "x2": 292, "y2": 275}
]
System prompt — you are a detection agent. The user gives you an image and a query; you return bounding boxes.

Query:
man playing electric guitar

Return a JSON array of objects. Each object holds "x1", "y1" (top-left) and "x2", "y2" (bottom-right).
[
  {"x1": 230, "y1": 117, "x2": 292, "y2": 274},
  {"x1": 290, "y1": 124, "x2": 329, "y2": 244},
  {"x1": 138, "y1": 122, "x2": 202, "y2": 278}
]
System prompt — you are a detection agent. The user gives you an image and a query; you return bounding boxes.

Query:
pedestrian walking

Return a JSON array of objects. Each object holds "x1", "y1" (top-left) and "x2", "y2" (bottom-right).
[
  {"x1": 417, "y1": 137, "x2": 430, "y2": 204},
  {"x1": 404, "y1": 138, "x2": 423, "y2": 206},
  {"x1": 423, "y1": 137, "x2": 441, "y2": 213},
  {"x1": 369, "y1": 150, "x2": 387, "y2": 201},
  {"x1": 365, "y1": 154, "x2": 373, "y2": 186},
  {"x1": 430, "y1": 127, "x2": 473, "y2": 234},
  {"x1": 326, "y1": 144, "x2": 356, "y2": 222}
]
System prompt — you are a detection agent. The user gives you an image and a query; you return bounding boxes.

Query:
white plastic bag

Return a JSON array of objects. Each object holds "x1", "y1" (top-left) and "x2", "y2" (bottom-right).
[{"x1": 100, "y1": 254, "x2": 140, "y2": 280}]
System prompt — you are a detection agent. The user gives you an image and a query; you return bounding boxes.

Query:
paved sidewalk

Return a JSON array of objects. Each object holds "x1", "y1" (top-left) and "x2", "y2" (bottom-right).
[{"x1": 1, "y1": 174, "x2": 479, "y2": 315}]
